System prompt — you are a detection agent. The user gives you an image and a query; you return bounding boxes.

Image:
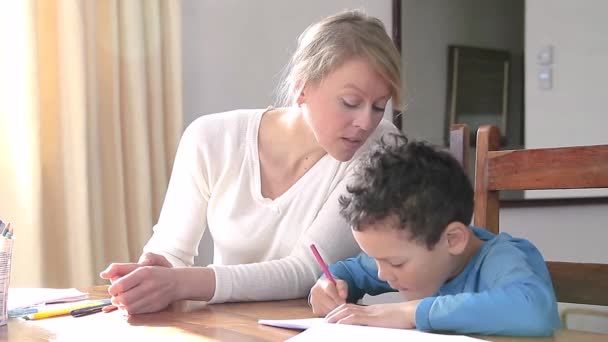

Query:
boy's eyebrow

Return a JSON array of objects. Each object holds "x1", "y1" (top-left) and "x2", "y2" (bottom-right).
[{"x1": 374, "y1": 256, "x2": 402, "y2": 262}]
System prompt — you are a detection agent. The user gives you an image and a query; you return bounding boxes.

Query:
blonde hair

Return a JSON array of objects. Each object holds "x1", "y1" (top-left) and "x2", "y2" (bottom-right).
[{"x1": 278, "y1": 10, "x2": 402, "y2": 110}]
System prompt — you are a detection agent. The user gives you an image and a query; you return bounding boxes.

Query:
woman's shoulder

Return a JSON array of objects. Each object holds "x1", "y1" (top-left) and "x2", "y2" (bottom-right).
[
  {"x1": 179, "y1": 109, "x2": 265, "y2": 156},
  {"x1": 186, "y1": 108, "x2": 262, "y2": 135}
]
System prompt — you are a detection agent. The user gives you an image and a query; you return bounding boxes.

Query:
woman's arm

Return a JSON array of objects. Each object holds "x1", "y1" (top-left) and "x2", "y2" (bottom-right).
[{"x1": 142, "y1": 118, "x2": 212, "y2": 266}]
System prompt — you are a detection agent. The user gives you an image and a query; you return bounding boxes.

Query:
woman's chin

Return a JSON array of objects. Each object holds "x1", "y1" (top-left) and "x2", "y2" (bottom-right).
[{"x1": 327, "y1": 148, "x2": 356, "y2": 162}]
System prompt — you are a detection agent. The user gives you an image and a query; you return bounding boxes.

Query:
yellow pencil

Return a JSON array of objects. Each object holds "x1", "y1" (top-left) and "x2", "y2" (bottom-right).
[{"x1": 25, "y1": 299, "x2": 111, "y2": 320}]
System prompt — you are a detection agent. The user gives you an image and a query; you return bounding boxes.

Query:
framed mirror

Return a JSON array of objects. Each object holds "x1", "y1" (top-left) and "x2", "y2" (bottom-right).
[{"x1": 445, "y1": 46, "x2": 511, "y2": 146}]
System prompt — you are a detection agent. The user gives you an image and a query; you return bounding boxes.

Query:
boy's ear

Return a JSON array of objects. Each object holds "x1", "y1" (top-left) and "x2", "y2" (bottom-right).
[{"x1": 444, "y1": 222, "x2": 470, "y2": 255}]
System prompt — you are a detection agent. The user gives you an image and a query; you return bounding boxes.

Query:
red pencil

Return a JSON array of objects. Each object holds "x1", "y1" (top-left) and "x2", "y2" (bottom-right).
[{"x1": 310, "y1": 244, "x2": 336, "y2": 285}]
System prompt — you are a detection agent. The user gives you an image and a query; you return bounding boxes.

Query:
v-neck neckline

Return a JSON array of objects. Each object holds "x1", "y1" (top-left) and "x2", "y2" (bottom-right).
[{"x1": 249, "y1": 107, "x2": 331, "y2": 205}]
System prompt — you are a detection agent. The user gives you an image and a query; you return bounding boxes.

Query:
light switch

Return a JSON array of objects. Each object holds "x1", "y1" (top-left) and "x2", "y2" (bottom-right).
[
  {"x1": 538, "y1": 67, "x2": 552, "y2": 90},
  {"x1": 537, "y1": 45, "x2": 553, "y2": 65}
]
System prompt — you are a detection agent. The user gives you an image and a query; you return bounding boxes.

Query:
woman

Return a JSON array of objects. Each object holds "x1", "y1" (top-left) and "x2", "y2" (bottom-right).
[{"x1": 100, "y1": 9, "x2": 403, "y2": 314}]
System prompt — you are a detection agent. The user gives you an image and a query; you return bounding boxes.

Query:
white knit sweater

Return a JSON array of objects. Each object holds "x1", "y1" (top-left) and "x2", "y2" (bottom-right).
[{"x1": 143, "y1": 108, "x2": 398, "y2": 303}]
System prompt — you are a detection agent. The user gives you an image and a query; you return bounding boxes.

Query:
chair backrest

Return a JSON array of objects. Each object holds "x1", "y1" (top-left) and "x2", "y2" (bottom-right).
[{"x1": 473, "y1": 125, "x2": 608, "y2": 305}]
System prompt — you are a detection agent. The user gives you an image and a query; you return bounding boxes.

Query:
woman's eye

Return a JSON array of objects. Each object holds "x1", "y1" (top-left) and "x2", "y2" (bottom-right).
[
  {"x1": 342, "y1": 99, "x2": 359, "y2": 108},
  {"x1": 390, "y1": 262, "x2": 404, "y2": 268},
  {"x1": 372, "y1": 105, "x2": 386, "y2": 113}
]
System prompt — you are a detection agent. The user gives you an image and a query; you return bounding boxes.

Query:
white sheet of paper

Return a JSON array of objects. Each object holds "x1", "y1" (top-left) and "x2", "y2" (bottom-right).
[
  {"x1": 258, "y1": 318, "x2": 324, "y2": 330},
  {"x1": 7, "y1": 288, "x2": 88, "y2": 310},
  {"x1": 259, "y1": 317, "x2": 486, "y2": 341},
  {"x1": 285, "y1": 322, "x2": 486, "y2": 342}
]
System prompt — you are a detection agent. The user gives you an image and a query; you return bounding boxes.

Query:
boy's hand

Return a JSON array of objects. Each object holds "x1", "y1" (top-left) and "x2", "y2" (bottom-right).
[
  {"x1": 309, "y1": 278, "x2": 349, "y2": 317},
  {"x1": 324, "y1": 299, "x2": 422, "y2": 329}
]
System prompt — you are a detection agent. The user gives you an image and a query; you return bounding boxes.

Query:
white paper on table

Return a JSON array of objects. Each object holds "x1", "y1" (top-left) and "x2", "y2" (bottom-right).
[
  {"x1": 8, "y1": 288, "x2": 88, "y2": 310},
  {"x1": 285, "y1": 322, "x2": 486, "y2": 342},
  {"x1": 258, "y1": 318, "x2": 325, "y2": 330}
]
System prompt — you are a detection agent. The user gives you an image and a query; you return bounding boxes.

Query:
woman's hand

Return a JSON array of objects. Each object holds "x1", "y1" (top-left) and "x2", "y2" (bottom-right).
[
  {"x1": 100, "y1": 253, "x2": 173, "y2": 282},
  {"x1": 99, "y1": 253, "x2": 175, "y2": 314},
  {"x1": 107, "y1": 265, "x2": 178, "y2": 314},
  {"x1": 138, "y1": 252, "x2": 173, "y2": 267},
  {"x1": 324, "y1": 300, "x2": 421, "y2": 329},
  {"x1": 309, "y1": 278, "x2": 349, "y2": 317}
]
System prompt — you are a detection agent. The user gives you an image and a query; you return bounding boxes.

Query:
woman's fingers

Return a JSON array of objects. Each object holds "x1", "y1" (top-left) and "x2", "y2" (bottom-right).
[
  {"x1": 102, "y1": 304, "x2": 117, "y2": 313},
  {"x1": 107, "y1": 266, "x2": 149, "y2": 296},
  {"x1": 138, "y1": 252, "x2": 172, "y2": 268},
  {"x1": 109, "y1": 266, "x2": 177, "y2": 314},
  {"x1": 100, "y1": 263, "x2": 141, "y2": 280}
]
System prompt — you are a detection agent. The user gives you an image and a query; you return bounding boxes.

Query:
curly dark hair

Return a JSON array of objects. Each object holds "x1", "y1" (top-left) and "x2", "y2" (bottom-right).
[{"x1": 339, "y1": 134, "x2": 473, "y2": 250}]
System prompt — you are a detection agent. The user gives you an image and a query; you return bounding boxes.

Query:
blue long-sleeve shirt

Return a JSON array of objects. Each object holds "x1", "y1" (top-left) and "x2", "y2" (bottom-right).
[{"x1": 328, "y1": 227, "x2": 560, "y2": 336}]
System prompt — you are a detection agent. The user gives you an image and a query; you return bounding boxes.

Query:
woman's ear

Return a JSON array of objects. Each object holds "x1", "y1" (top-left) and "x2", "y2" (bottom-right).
[
  {"x1": 444, "y1": 222, "x2": 470, "y2": 256},
  {"x1": 296, "y1": 90, "x2": 305, "y2": 106},
  {"x1": 295, "y1": 81, "x2": 306, "y2": 106}
]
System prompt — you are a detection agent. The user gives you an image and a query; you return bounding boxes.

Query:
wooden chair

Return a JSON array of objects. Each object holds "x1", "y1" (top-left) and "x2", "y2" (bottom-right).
[{"x1": 473, "y1": 125, "x2": 608, "y2": 306}]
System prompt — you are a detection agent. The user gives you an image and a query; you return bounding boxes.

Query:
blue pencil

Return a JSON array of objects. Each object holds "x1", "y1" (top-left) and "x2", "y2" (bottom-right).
[{"x1": 8, "y1": 307, "x2": 38, "y2": 317}]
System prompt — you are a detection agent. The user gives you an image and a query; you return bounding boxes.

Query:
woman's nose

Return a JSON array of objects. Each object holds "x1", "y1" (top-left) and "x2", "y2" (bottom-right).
[{"x1": 352, "y1": 108, "x2": 375, "y2": 131}]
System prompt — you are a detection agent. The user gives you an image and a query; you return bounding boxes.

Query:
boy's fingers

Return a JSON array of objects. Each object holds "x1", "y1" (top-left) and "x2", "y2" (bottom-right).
[
  {"x1": 322, "y1": 279, "x2": 347, "y2": 305},
  {"x1": 325, "y1": 303, "x2": 349, "y2": 323},
  {"x1": 311, "y1": 298, "x2": 330, "y2": 316},
  {"x1": 324, "y1": 283, "x2": 343, "y2": 304},
  {"x1": 336, "y1": 280, "x2": 348, "y2": 300}
]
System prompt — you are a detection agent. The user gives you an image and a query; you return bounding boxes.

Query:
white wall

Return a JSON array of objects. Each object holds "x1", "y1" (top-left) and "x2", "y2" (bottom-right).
[
  {"x1": 525, "y1": 0, "x2": 608, "y2": 199},
  {"x1": 400, "y1": 0, "x2": 524, "y2": 146},
  {"x1": 182, "y1": 0, "x2": 392, "y2": 121},
  {"x1": 526, "y1": 0, "x2": 608, "y2": 148},
  {"x1": 502, "y1": 1, "x2": 608, "y2": 332},
  {"x1": 181, "y1": 0, "x2": 392, "y2": 266}
]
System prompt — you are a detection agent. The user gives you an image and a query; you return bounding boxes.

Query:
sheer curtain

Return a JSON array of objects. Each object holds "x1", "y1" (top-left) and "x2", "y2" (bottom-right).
[{"x1": 0, "y1": 0, "x2": 182, "y2": 287}]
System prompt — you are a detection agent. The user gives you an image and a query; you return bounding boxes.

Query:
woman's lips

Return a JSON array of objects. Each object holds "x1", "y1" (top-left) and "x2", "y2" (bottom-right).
[{"x1": 342, "y1": 137, "x2": 362, "y2": 148}]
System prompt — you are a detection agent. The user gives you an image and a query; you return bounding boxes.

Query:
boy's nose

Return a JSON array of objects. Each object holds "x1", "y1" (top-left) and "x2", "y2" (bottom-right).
[{"x1": 377, "y1": 265, "x2": 396, "y2": 283}]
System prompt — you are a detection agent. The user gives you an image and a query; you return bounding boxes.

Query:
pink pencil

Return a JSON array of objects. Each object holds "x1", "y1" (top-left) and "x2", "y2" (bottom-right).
[{"x1": 310, "y1": 244, "x2": 336, "y2": 285}]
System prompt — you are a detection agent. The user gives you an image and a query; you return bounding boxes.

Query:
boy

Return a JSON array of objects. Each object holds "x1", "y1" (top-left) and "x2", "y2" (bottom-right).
[{"x1": 309, "y1": 135, "x2": 560, "y2": 336}]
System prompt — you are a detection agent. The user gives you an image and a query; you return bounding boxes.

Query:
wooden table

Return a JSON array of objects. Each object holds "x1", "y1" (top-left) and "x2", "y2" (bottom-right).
[{"x1": 0, "y1": 286, "x2": 606, "y2": 341}]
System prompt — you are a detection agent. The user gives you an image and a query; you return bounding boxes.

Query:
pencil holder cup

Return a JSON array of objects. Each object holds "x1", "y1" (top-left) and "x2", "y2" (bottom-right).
[{"x1": 0, "y1": 238, "x2": 14, "y2": 326}]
